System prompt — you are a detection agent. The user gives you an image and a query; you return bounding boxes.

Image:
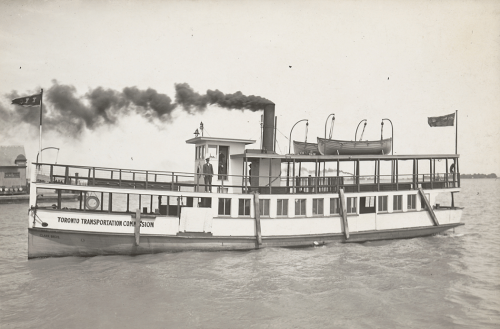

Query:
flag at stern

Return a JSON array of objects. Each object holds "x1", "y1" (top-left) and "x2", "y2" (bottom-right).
[
  {"x1": 11, "y1": 93, "x2": 42, "y2": 106},
  {"x1": 428, "y1": 113, "x2": 455, "y2": 127}
]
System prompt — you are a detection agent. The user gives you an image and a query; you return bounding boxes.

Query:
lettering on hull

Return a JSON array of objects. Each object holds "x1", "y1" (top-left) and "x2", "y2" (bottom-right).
[
  {"x1": 57, "y1": 217, "x2": 154, "y2": 228},
  {"x1": 40, "y1": 234, "x2": 60, "y2": 239}
]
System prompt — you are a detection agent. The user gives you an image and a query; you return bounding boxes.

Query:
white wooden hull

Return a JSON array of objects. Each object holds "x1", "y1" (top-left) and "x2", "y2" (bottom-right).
[{"x1": 28, "y1": 207, "x2": 463, "y2": 258}]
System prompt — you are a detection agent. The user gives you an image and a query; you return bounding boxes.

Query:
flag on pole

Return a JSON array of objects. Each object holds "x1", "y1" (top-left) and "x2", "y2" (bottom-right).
[
  {"x1": 428, "y1": 113, "x2": 455, "y2": 127},
  {"x1": 12, "y1": 90, "x2": 44, "y2": 168},
  {"x1": 11, "y1": 93, "x2": 42, "y2": 106}
]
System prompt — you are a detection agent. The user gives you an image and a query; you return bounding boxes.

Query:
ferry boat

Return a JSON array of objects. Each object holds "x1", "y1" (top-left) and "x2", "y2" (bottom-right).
[{"x1": 27, "y1": 104, "x2": 463, "y2": 258}]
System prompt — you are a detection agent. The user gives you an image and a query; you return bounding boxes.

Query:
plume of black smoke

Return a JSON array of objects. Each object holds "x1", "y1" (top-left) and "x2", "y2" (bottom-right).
[
  {"x1": 3, "y1": 80, "x2": 271, "y2": 138},
  {"x1": 175, "y1": 83, "x2": 272, "y2": 112},
  {"x1": 45, "y1": 83, "x2": 98, "y2": 134},
  {"x1": 123, "y1": 86, "x2": 176, "y2": 119}
]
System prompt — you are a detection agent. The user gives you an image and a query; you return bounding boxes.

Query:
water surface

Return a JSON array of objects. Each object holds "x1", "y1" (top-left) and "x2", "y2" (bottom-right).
[{"x1": 1, "y1": 179, "x2": 499, "y2": 328}]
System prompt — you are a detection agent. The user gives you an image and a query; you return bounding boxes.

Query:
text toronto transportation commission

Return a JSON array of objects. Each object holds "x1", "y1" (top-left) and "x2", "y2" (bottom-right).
[{"x1": 27, "y1": 103, "x2": 463, "y2": 258}]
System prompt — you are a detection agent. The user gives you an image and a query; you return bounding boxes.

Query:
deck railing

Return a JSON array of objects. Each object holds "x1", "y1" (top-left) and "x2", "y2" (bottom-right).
[{"x1": 34, "y1": 163, "x2": 460, "y2": 195}]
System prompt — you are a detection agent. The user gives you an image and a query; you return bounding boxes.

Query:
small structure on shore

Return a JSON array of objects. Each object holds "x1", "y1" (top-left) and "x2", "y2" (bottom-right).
[{"x1": 0, "y1": 146, "x2": 28, "y2": 195}]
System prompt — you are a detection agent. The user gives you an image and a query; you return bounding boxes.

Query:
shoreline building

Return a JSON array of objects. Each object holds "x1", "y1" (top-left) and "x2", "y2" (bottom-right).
[{"x1": 0, "y1": 146, "x2": 28, "y2": 195}]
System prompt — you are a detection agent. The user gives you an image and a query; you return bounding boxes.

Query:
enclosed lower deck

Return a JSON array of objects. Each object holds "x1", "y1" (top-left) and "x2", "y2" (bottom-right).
[{"x1": 28, "y1": 180, "x2": 463, "y2": 258}]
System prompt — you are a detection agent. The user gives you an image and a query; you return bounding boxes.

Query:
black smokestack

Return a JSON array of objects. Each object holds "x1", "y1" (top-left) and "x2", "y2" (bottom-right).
[
  {"x1": 174, "y1": 83, "x2": 276, "y2": 151},
  {"x1": 262, "y1": 103, "x2": 275, "y2": 152}
]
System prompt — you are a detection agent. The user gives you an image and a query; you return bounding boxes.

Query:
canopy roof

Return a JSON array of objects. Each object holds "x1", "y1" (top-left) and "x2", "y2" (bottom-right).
[{"x1": 231, "y1": 152, "x2": 460, "y2": 162}]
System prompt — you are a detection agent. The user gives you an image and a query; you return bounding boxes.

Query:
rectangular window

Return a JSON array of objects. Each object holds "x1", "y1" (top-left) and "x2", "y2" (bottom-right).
[
  {"x1": 4, "y1": 172, "x2": 20, "y2": 178},
  {"x1": 196, "y1": 146, "x2": 205, "y2": 160},
  {"x1": 393, "y1": 195, "x2": 402, "y2": 211},
  {"x1": 196, "y1": 146, "x2": 203, "y2": 160},
  {"x1": 365, "y1": 196, "x2": 375, "y2": 207},
  {"x1": 277, "y1": 199, "x2": 288, "y2": 216},
  {"x1": 407, "y1": 194, "x2": 417, "y2": 210},
  {"x1": 259, "y1": 199, "x2": 270, "y2": 216},
  {"x1": 347, "y1": 197, "x2": 357, "y2": 214},
  {"x1": 378, "y1": 196, "x2": 388, "y2": 212},
  {"x1": 238, "y1": 199, "x2": 251, "y2": 216},
  {"x1": 313, "y1": 198, "x2": 324, "y2": 215},
  {"x1": 295, "y1": 199, "x2": 306, "y2": 216},
  {"x1": 208, "y1": 145, "x2": 217, "y2": 159},
  {"x1": 330, "y1": 198, "x2": 339, "y2": 215},
  {"x1": 218, "y1": 198, "x2": 231, "y2": 216},
  {"x1": 360, "y1": 196, "x2": 376, "y2": 214}
]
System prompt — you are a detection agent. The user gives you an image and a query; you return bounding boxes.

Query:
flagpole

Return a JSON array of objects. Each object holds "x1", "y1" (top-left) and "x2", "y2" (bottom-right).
[
  {"x1": 39, "y1": 89, "x2": 43, "y2": 169},
  {"x1": 455, "y1": 110, "x2": 458, "y2": 154}
]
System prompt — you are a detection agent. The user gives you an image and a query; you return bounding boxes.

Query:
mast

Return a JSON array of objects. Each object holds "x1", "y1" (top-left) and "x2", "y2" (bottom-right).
[
  {"x1": 39, "y1": 89, "x2": 43, "y2": 169},
  {"x1": 455, "y1": 110, "x2": 458, "y2": 154}
]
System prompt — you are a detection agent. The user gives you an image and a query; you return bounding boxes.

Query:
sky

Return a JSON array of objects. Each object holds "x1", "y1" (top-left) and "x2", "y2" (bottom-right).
[{"x1": 1, "y1": 0, "x2": 499, "y2": 176}]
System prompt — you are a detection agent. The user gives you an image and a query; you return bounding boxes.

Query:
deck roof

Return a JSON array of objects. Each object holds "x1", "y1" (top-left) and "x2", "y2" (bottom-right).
[{"x1": 230, "y1": 152, "x2": 460, "y2": 162}]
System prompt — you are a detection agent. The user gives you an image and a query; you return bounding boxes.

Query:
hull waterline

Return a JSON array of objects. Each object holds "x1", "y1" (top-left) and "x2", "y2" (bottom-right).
[{"x1": 28, "y1": 223, "x2": 464, "y2": 258}]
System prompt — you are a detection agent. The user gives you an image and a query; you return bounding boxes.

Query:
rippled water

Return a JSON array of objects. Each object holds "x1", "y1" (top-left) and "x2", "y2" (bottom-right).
[{"x1": 1, "y1": 180, "x2": 499, "y2": 328}]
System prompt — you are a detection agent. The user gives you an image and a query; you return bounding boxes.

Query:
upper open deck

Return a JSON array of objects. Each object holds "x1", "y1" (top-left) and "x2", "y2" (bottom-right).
[{"x1": 32, "y1": 151, "x2": 460, "y2": 195}]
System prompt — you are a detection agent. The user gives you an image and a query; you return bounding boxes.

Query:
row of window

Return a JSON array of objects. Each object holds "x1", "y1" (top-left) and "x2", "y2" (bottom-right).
[
  {"x1": 47, "y1": 188, "x2": 423, "y2": 218},
  {"x1": 377, "y1": 195, "x2": 417, "y2": 211},
  {"x1": 218, "y1": 194, "x2": 421, "y2": 217}
]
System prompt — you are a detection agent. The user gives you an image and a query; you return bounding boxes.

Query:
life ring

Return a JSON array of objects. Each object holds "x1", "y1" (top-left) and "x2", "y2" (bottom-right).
[
  {"x1": 450, "y1": 163, "x2": 455, "y2": 173},
  {"x1": 86, "y1": 196, "x2": 100, "y2": 210}
]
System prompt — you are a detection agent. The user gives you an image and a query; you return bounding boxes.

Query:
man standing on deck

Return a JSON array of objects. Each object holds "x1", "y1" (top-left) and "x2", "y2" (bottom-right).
[{"x1": 203, "y1": 157, "x2": 214, "y2": 192}]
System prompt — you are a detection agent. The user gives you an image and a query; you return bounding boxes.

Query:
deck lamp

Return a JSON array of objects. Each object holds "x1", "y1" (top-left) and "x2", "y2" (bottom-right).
[
  {"x1": 288, "y1": 119, "x2": 309, "y2": 154},
  {"x1": 355, "y1": 119, "x2": 367, "y2": 141},
  {"x1": 324, "y1": 113, "x2": 335, "y2": 139}
]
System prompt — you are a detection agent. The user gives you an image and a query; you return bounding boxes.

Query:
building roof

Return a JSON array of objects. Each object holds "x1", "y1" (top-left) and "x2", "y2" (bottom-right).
[{"x1": 0, "y1": 146, "x2": 26, "y2": 166}]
